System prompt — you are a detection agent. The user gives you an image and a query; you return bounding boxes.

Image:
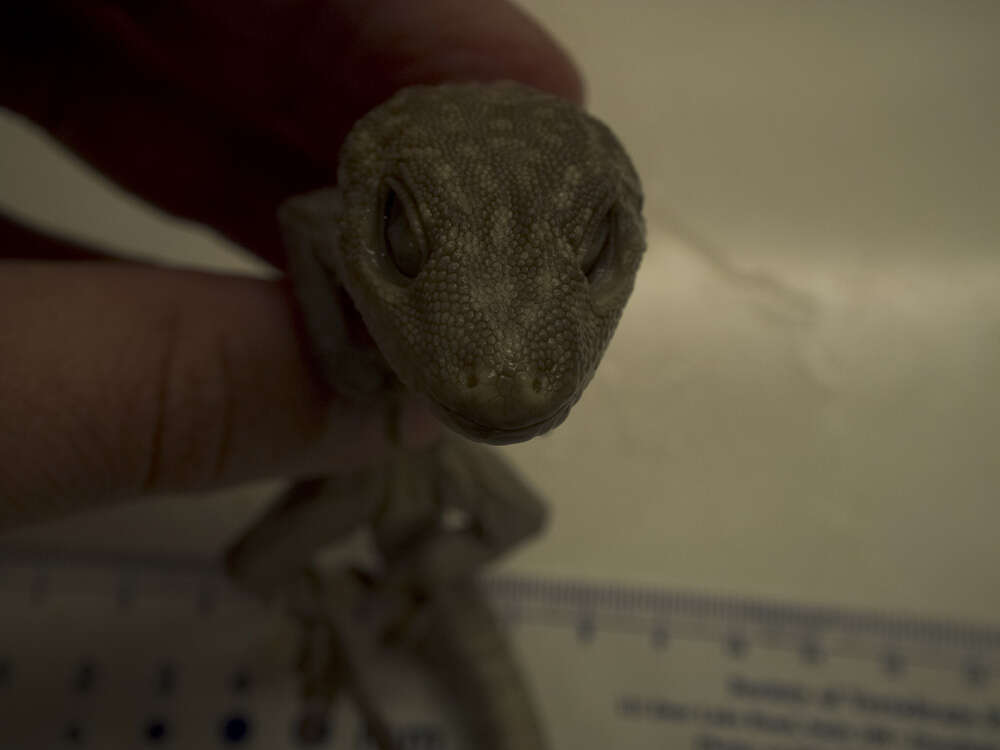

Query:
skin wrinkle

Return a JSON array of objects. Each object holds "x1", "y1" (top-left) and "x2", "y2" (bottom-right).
[
  {"x1": 0, "y1": 263, "x2": 364, "y2": 513},
  {"x1": 140, "y1": 305, "x2": 179, "y2": 494},
  {"x1": 145, "y1": 274, "x2": 289, "y2": 492},
  {"x1": 213, "y1": 333, "x2": 235, "y2": 482},
  {"x1": 0, "y1": 262, "x2": 163, "y2": 504},
  {"x1": 140, "y1": 301, "x2": 244, "y2": 492}
]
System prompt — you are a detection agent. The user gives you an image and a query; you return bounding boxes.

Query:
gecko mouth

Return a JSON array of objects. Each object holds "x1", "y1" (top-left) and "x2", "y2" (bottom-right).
[{"x1": 430, "y1": 399, "x2": 572, "y2": 445}]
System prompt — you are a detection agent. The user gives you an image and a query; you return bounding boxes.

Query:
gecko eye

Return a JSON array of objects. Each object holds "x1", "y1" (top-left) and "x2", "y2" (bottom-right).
[
  {"x1": 382, "y1": 186, "x2": 427, "y2": 278},
  {"x1": 580, "y1": 207, "x2": 615, "y2": 281}
]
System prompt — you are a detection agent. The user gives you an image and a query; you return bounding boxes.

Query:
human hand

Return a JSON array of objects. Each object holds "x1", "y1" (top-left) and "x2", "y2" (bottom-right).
[{"x1": 0, "y1": 0, "x2": 583, "y2": 526}]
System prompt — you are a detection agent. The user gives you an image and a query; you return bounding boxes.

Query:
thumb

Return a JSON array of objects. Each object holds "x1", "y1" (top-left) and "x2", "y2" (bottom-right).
[{"x1": 0, "y1": 251, "x2": 439, "y2": 528}]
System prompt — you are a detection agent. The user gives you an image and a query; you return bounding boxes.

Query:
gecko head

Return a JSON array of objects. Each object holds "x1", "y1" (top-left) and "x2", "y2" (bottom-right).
[{"x1": 331, "y1": 82, "x2": 645, "y2": 445}]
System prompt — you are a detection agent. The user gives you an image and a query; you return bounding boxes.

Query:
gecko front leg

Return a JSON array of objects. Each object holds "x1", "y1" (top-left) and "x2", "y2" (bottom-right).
[
  {"x1": 225, "y1": 437, "x2": 549, "y2": 750},
  {"x1": 414, "y1": 580, "x2": 549, "y2": 750},
  {"x1": 225, "y1": 473, "x2": 405, "y2": 748},
  {"x1": 368, "y1": 438, "x2": 550, "y2": 750}
]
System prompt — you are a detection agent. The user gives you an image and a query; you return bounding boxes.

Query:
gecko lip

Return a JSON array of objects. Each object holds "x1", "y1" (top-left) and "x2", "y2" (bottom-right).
[{"x1": 431, "y1": 400, "x2": 571, "y2": 445}]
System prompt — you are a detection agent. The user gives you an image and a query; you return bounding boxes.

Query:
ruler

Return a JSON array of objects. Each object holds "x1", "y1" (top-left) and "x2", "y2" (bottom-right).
[{"x1": 0, "y1": 549, "x2": 997, "y2": 749}]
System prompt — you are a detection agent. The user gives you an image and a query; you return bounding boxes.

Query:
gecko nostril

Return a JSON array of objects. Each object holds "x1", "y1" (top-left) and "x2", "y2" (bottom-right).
[
  {"x1": 532, "y1": 377, "x2": 543, "y2": 393},
  {"x1": 466, "y1": 373, "x2": 479, "y2": 388}
]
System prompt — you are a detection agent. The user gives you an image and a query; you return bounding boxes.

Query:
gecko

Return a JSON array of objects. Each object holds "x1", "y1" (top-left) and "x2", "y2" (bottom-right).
[{"x1": 225, "y1": 81, "x2": 645, "y2": 749}]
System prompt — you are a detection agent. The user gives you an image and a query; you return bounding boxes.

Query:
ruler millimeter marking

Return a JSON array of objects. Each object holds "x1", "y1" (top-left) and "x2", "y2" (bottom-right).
[
  {"x1": 1, "y1": 547, "x2": 998, "y2": 750},
  {"x1": 1, "y1": 547, "x2": 996, "y2": 678}
]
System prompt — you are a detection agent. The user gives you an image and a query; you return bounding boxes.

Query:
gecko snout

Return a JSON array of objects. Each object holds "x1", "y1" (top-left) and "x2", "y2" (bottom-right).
[
  {"x1": 457, "y1": 365, "x2": 575, "y2": 434},
  {"x1": 429, "y1": 359, "x2": 578, "y2": 444}
]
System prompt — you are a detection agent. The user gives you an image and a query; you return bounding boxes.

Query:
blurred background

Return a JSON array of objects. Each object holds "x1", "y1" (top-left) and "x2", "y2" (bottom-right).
[{"x1": 2, "y1": 1, "x2": 998, "y2": 748}]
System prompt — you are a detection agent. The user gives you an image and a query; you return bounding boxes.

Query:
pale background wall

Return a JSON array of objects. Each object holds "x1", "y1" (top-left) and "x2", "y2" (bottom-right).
[{"x1": 2, "y1": 0, "x2": 998, "y2": 625}]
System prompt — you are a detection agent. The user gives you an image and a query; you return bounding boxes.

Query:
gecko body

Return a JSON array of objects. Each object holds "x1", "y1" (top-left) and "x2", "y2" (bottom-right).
[{"x1": 226, "y1": 81, "x2": 645, "y2": 749}]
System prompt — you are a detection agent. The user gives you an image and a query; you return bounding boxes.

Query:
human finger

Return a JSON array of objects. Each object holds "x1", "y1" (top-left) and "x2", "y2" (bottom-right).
[
  {"x1": 1, "y1": 0, "x2": 584, "y2": 267},
  {"x1": 0, "y1": 252, "x2": 440, "y2": 528}
]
